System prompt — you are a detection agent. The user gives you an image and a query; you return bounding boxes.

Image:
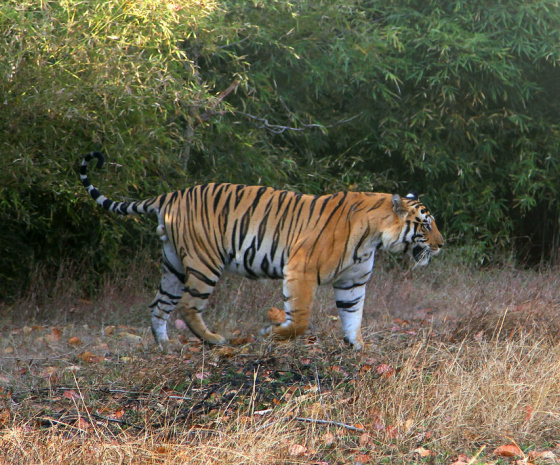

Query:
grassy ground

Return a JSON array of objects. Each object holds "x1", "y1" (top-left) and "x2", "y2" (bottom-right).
[{"x1": 1, "y1": 255, "x2": 559, "y2": 464}]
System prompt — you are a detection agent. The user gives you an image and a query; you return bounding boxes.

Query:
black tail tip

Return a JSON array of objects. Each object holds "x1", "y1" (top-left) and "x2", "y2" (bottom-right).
[{"x1": 85, "y1": 151, "x2": 105, "y2": 169}]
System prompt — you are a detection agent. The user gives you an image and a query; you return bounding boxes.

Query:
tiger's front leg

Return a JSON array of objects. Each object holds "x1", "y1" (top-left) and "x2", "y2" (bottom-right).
[
  {"x1": 333, "y1": 282, "x2": 367, "y2": 350},
  {"x1": 262, "y1": 275, "x2": 318, "y2": 340}
]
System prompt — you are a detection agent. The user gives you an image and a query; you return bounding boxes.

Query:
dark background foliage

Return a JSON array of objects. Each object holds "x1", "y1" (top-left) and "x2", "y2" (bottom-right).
[{"x1": 1, "y1": 0, "x2": 559, "y2": 300}]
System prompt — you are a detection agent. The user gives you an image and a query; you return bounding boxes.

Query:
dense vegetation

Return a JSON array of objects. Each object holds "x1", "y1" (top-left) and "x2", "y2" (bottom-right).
[{"x1": 1, "y1": 0, "x2": 560, "y2": 299}]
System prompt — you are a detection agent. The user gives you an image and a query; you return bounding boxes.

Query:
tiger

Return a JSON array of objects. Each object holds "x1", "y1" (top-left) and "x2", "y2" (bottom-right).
[{"x1": 79, "y1": 151, "x2": 444, "y2": 350}]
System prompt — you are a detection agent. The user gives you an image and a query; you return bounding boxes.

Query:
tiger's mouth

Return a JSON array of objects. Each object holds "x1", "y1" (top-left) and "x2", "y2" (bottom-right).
[{"x1": 412, "y1": 245, "x2": 431, "y2": 266}]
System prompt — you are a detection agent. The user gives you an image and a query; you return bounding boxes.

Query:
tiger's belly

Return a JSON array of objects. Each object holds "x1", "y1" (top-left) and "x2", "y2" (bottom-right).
[{"x1": 225, "y1": 249, "x2": 285, "y2": 280}]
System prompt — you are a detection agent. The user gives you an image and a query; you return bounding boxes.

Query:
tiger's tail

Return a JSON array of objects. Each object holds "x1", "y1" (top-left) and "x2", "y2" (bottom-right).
[{"x1": 79, "y1": 152, "x2": 161, "y2": 216}]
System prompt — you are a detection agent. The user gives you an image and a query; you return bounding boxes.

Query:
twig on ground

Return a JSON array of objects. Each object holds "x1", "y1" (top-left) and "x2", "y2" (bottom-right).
[
  {"x1": 293, "y1": 416, "x2": 365, "y2": 432},
  {"x1": 91, "y1": 413, "x2": 144, "y2": 430}
]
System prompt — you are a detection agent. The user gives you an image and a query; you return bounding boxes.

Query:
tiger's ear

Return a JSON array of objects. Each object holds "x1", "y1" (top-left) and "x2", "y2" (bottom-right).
[{"x1": 392, "y1": 194, "x2": 409, "y2": 218}]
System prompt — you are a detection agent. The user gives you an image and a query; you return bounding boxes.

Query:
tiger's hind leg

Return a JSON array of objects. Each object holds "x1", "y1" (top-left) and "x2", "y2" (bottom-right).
[
  {"x1": 175, "y1": 269, "x2": 227, "y2": 345},
  {"x1": 150, "y1": 237, "x2": 186, "y2": 350}
]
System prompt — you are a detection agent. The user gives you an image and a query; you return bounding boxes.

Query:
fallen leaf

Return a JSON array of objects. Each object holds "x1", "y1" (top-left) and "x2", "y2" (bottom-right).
[
  {"x1": 376, "y1": 364, "x2": 396, "y2": 378},
  {"x1": 355, "y1": 453, "x2": 371, "y2": 463},
  {"x1": 0, "y1": 409, "x2": 11, "y2": 427},
  {"x1": 404, "y1": 418, "x2": 414, "y2": 432},
  {"x1": 92, "y1": 343, "x2": 109, "y2": 352},
  {"x1": 68, "y1": 336, "x2": 82, "y2": 346},
  {"x1": 44, "y1": 327, "x2": 63, "y2": 343},
  {"x1": 524, "y1": 405, "x2": 534, "y2": 422},
  {"x1": 63, "y1": 390, "x2": 81, "y2": 400},
  {"x1": 195, "y1": 372, "x2": 210, "y2": 380},
  {"x1": 359, "y1": 364, "x2": 373, "y2": 374},
  {"x1": 322, "y1": 431, "x2": 336, "y2": 446},
  {"x1": 413, "y1": 447, "x2": 432, "y2": 458},
  {"x1": 75, "y1": 417, "x2": 90, "y2": 430},
  {"x1": 359, "y1": 432, "x2": 374, "y2": 447},
  {"x1": 118, "y1": 331, "x2": 142, "y2": 343},
  {"x1": 77, "y1": 351, "x2": 103, "y2": 364},
  {"x1": 103, "y1": 326, "x2": 115, "y2": 336},
  {"x1": 494, "y1": 444, "x2": 523, "y2": 458},
  {"x1": 450, "y1": 454, "x2": 470, "y2": 465},
  {"x1": 385, "y1": 425, "x2": 398, "y2": 439},
  {"x1": 108, "y1": 408, "x2": 125, "y2": 420},
  {"x1": 216, "y1": 346, "x2": 236, "y2": 357},
  {"x1": 41, "y1": 366, "x2": 58, "y2": 377},
  {"x1": 288, "y1": 444, "x2": 307, "y2": 457},
  {"x1": 268, "y1": 307, "x2": 286, "y2": 324},
  {"x1": 230, "y1": 336, "x2": 255, "y2": 345},
  {"x1": 284, "y1": 384, "x2": 298, "y2": 399}
]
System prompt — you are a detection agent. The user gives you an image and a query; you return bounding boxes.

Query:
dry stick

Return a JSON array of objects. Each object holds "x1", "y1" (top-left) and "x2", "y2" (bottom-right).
[
  {"x1": 253, "y1": 415, "x2": 364, "y2": 433},
  {"x1": 39, "y1": 417, "x2": 88, "y2": 433},
  {"x1": 293, "y1": 416, "x2": 365, "y2": 432}
]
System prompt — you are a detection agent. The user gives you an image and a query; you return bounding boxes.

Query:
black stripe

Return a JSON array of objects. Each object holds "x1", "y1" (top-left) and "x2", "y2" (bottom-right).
[
  {"x1": 336, "y1": 297, "x2": 362, "y2": 309},
  {"x1": 186, "y1": 267, "x2": 218, "y2": 287},
  {"x1": 333, "y1": 282, "x2": 367, "y2": 290},
  {"x1": 183, "y1": 287, "x2": 211, "y2": 299},
  {"x1": 239, "y1": 210, "x2": 251, "y2": 246},
  {"x1": 367, "y1": 198, "x2": 386, "y2": 212}
]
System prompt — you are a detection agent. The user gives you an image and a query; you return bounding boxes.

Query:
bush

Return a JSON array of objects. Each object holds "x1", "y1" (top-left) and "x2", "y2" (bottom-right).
[{"x1": 1, "y1": 0, "x2": 560, "y2": 300}]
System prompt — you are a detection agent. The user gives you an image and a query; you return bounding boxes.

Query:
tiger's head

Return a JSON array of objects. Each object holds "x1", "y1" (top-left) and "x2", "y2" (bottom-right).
[{"x1": 386, "y1": 192, "x2": 444, "y2": 266}]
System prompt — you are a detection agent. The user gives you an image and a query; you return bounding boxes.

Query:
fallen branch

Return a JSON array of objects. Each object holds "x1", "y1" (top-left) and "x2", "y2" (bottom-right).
[
  {"x1": 293, "y1": 416, "x2": 365, "y2": 432},
  {"x1": 251, "y1": 411, "x2": 365, "y2": 432}
]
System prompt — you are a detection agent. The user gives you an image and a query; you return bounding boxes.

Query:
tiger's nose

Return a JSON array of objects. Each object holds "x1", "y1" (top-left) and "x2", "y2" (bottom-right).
[{"x1": 430, "y1": 235, "x2": 444, "y2": 252}]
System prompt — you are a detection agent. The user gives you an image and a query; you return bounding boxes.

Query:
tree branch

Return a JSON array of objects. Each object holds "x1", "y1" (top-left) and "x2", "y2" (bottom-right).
[{"x1": 236, "y1": 110, "x2": 362, "y2": 134}]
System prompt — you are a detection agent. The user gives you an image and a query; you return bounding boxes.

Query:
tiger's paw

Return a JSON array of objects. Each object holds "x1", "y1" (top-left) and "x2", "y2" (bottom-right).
[
  {"x1": 201, "y1": 332, "x2": 228, "y2": 346},
  {"x1": 343, "y1": 336, "x2": 363, "y2": 351}
]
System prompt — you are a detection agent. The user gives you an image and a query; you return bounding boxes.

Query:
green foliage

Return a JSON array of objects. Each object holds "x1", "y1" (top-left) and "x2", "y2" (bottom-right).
[{"x1": 1, "y1": 0, "x2": 560, "y2": 299}]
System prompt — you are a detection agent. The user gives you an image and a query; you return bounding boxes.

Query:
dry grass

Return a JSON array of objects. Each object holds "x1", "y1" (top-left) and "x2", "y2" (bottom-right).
[{"x1": 1, "y1": 254, "x2": 560, "y2": 464}]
